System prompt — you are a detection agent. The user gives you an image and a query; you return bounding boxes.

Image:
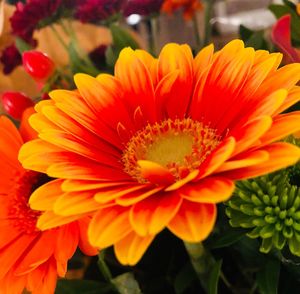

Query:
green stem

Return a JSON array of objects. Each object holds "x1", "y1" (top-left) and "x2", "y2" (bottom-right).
[
  {"x1": 192, "y1": 14, "x2": 202, "y2": 50},
  {"x1": 184, "y1": 242, "x2": 213, "y2": 291},
  {"x1": 203, "y1": 0, "x2": 214, "y2": 46},
  {"x1": 50, "y1": 25, "x2": 69, "y2": 51},
  {"x1": 149, "y1": 17, "x2": 158, "y2": 56}
]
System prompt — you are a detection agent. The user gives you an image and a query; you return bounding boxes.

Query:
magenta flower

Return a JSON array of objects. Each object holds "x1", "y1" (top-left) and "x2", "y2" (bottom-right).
[
  {"x1": 123, "y1": 0, "x2": 163, "y2": 16},
  {"x1": 75, "y1": 0, "x2": 125, "y2": 23},
  {"x1": 0, "y1": 44, "x2": 22, "y2": 74}
]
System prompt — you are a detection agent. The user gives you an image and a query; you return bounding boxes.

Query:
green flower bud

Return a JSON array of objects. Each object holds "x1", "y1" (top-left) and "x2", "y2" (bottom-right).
[{"x1": 226, "y1": 171, "x2": 300, "y2": 256}]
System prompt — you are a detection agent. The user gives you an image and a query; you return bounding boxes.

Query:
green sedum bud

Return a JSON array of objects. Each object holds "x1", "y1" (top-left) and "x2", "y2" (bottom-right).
[{"x1": 226, "y1": 171, "x2": 300, "y2": 256}]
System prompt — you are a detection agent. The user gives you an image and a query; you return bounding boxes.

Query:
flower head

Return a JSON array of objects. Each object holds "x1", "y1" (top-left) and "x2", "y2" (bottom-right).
[
  {"x1": 75, "y1": 0, "x2": 125, "y2": 23},
  {"x1": 226, "y1": 166, "x2": 300, "y2": 256},
  {"x1": 161, "y1": 0, "x2": 203, "y2": 20},
  {"x1": 20, "y1": 40, "x2": 300, "y2": 265},
  {"x1": 10, "y1": 0, "x2": 62, "y2": 41},
  {"x1": 0, "y1": 44, "x2": 22, "y2": 74},
  {"x1": 123, "y1": 0, "x2": 163, "y2": 17},
  {"x1": 0, "y1": 112, "x2": 96, "y2": 293}
]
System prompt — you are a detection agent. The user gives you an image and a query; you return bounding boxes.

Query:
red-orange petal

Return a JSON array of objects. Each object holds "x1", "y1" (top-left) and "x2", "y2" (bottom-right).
[
  {"x1": 129, "y1": 191, "x2": 182, "y2": 236},
  {"x1": 168, "y1": 200, "x2": 217, "y2": 243},
  {"x1": 88, "y1": 206, "x2": 132, "y2": 248},
  {"x1": 114, "y1": 232, "x2": 155, "y2": 266},
  {"x1": 179, "y1": 177, "x2": 235, "y2": 203}
]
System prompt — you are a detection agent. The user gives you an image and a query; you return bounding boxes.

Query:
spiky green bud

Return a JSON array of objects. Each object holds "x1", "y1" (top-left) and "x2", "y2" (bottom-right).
[{"x1": 226, "y1": 171, "x2": 300, "y2": 256}]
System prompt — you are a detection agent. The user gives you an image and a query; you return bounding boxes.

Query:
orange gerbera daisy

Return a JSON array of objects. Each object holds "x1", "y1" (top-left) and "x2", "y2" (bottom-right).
[
  {"x1": 161, "y1": 0, "x2": 203, "y2": 20},
  {"x1": 0, "y1": 109, "x2": 96, "y2": 294},
  {"x1": 20, "y1": 40, "x2": 300, "y2": 266}
]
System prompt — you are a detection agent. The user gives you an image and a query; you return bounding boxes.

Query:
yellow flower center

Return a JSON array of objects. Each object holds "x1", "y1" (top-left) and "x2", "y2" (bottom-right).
[{"x1": 122, "y1": 118, "x2": 220, "y2": 183}]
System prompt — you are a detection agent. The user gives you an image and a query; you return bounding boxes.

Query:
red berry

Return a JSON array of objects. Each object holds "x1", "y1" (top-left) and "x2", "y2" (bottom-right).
[
  {"x1": 1, "y1": 91, "x2": 35, "y2": 120},
  {"x1": 22, "y1": 50, "x2": 55, "y2": 82}
]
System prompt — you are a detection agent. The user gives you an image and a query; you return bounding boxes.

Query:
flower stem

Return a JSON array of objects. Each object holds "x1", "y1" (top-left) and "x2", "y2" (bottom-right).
[
  {"x1": 149, "y1": 17, "x2": 158, "y2": 56},
  {"x1": 192, "y1": 14, "x2": 202, "y2": 50},
  {"x1": 203, "y1": 0, "x2": 214, "y2": 46},
  {"x1": 50, "y1": 25, "x2": 69, "y2": 51}
]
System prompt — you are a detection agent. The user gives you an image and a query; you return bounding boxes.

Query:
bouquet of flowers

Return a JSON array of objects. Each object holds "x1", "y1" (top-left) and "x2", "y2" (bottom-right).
[{"x1": 1, "y1": 0, "x2": 300, "y2": 293}]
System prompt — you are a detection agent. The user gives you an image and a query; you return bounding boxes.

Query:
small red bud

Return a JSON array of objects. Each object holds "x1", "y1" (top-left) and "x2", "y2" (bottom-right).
[
  {"x1": 41, "y1": 92, "x2": 50, "y2": 100},
  {"x1": 1, "y1": 91, "x2": 35, "y2": 120},
  {"x1": 22, "y1": 50, "x2": 55, "y2": 82}
]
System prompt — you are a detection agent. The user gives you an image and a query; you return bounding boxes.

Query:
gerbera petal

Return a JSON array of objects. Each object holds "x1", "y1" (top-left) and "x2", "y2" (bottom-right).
[
  {"x1": 15, "y1": 231, "x2": 56, "y2": 275},
  {"x1": 229, "y1": 116, "x2": 272, "y2": 156},
  {"x1": 129, "y1": 191, "x2": 182, "y2": 236},
  {"x1": 275, "y1": 86, "x2": 300, "y2": 115},
  {"x1": 137, "y1": 160, "x2": 175, "y2": 185},
  {"x1": 168, "y1": 201, "x2": 217, "y2": 243},
  {"x1": 37, "y1": 211, "x2": 84, "y2": 230},
  {"x1": 78, "y1": 218, "x2": 98, "y2": 256},
  {"x1": 0, "y1": 116, "x2": 23, "y2": 145},
  {"x1": 115, "y1": 48, "x2": 156, "y2": 123},
  {"x1": 197, "y1": 136, "x2": 236, "y2": 179},
  {"x1": 61, "y1": 180, "x2": 129, "y2": 192},
  {"x1": 221, "y1": 142, "x2": 300, "y2": 180},
  {"x1": 114, "y1": 232, "x2": 154, "y2": 266},
  {"x1": 54, "y1": 191, "x2": 102, "y2": 216},
  {"x1": 115, "y1": 186, "x2": 165, "y2": 206},
  {"x1": 158, "y1": 43, "x2": 193, "y2": 118},
  {"x1": 216, "y1": 150, "x2": 269, "y2": 173},
  {"x1": 0, "y1": 234, "x2": 35, "y2": 279},
  {"x1": 88, "y1": 206, "x2": 132, "y2": 248},
  {"x1": 179, "y1": 177, "x2": 235, "y2": 203},
  {"x1": 259, "y1": 112, "x2": 300, "y2": 146},
  {"x1": 29, "y1": 179, "x2": 64, "y2": 211},
  {"x1": 74, "y1": 73, "x2": 133, "y2": 130},
  {"x1": 50, "y1": 89, "x2": 123, "y2": 149},
  {"x1": 54, "y1": 224, "x2": 79, "y2": 273},
  {"x1": 193, "y1": 44, "x2": 214, "y2": 77}
]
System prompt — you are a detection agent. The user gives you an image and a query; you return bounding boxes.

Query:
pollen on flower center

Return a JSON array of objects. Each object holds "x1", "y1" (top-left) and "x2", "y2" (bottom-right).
[
  {"x1": 8, "y1": 171, "x2": 42, "y2": 234},
  {"x1": 122, "y1": 118, "x2": 220, "y2": 183}
]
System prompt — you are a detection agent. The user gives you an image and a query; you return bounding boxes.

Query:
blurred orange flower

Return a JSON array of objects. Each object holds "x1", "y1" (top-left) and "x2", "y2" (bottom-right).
[
  {"x1": 20, "y1": 40, "x2": 300, "y2": 265},
  {"x1": 0, "y1": 111, "x2": 96, "y2": 294},
  {"x1": 161, "y1": 0, "x2": 203, "y2": 20}
]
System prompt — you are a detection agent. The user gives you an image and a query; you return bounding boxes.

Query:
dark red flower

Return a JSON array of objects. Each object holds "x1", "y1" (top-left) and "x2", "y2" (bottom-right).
[
  {"x1": 75, "y1": 0, "x2": 125, "y2": 23},
  {"x1": 89, "y1": 44, "x2": 107, "y2": 69},
  {"x1": 0, "y1": 44, "x2": 22, "y2": 74},
  {"x1": 10, "y1": 0, "x2": 62, "y2": 41},
  {"x1": 123, "y1": 0, "x2": 163, "y2": 16}
]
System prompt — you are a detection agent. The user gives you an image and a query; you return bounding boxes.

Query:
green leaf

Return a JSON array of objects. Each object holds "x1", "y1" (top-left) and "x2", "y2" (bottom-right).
[
  {"x1": 210, "y1": 228, "x2": 246, "y2": 249},
  {"x1": 208, "y1": 260, "x2": 222, "y2": 294},
  {"x1": 97, "y1": 251, "x2": 112, "y2": 282},
  {"x1": 112, "y1": 272, "x2": 142, "y2": 294},
  {"x1": 110, "y1": 24, "x2": 139, "y2": 51},
  {"x1": 15, "y1": 37, "x2": 33, "y2": 54},
  {"x1": 239, "y1": 25, "x2": 254, "y2": 42},
  {"x1": 174, "y1": 262, "x2": 198, "y2": 294},
  {"x1": 256, "y1": 258, "x2": 280, "y2": 294},
  {"x1": 55, "y1": 279, "x2": 114, "y2": 294}
]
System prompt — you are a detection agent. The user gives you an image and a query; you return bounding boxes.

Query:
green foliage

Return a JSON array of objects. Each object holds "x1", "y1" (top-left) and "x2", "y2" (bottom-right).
[
  {"x1": 207, "y1": 260, "x2": 222, "y2": 294},
  {"x1": 15, "y1": 37, "x2": 33, "y2": 54},
  {"x1": 106, "y1": 24, "x2": 140, "y2": 68},
  {"x1": 239, "y1": 25, "x2": 270, "y2": 50},
  {"x1": 55, "y1": 280, "x2": 114, "y2": 294},
  {"x1": 256, "y1": 258, "x2": 280, "y2": 294}
]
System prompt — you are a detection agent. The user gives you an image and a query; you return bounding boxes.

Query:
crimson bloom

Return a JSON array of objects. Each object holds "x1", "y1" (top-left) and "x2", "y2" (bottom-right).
[
  {"x1": 123, "y1": 0, "x2": 163, "y2": 17},
  {"x1": 75, "y1": 0, "x2": 125, "y2": 23},
  {"x1": 20, "y1": 41, "x2": 300, "y2": 265},
  {"x1": 0, "y1": 111, "x2": 97, "y2": 293}
]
